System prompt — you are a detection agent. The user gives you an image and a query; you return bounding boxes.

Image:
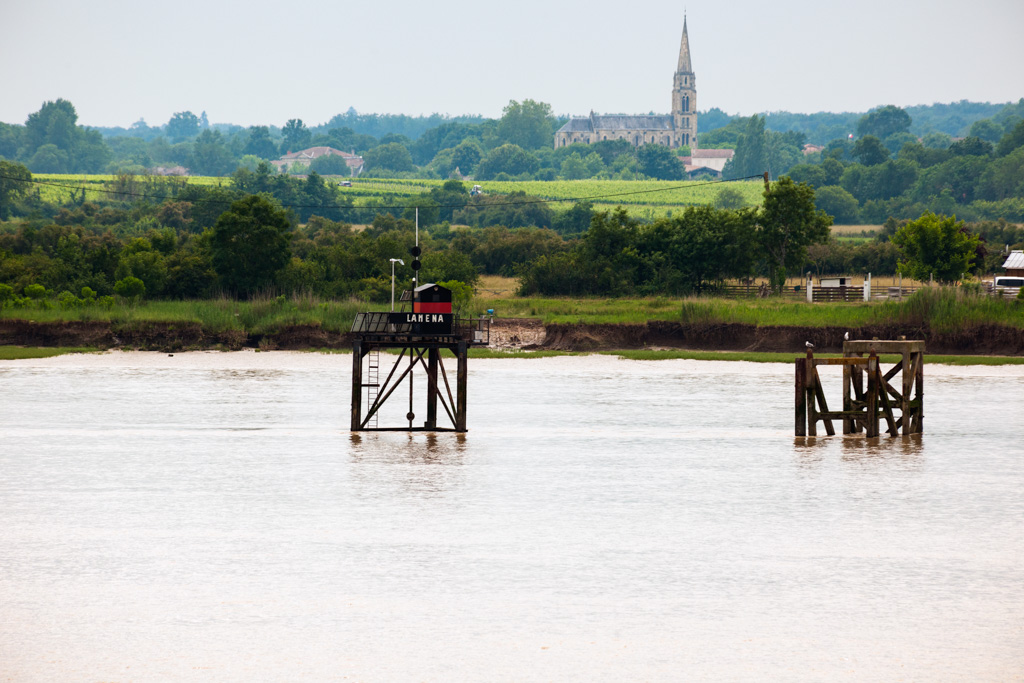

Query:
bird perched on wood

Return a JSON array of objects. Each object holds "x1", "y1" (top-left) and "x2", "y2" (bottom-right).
[
  {"x1": 844, "y1": 331, "x2": 850, "y2": 340},
  {"x1": 805, "y1": 341, "x2": 815, "y2": 349}
]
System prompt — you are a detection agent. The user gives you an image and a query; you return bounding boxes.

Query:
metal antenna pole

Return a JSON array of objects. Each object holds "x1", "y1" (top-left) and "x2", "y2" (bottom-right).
[{"x1": 414, "y1": 208, "x2": 419, "y2": 290}]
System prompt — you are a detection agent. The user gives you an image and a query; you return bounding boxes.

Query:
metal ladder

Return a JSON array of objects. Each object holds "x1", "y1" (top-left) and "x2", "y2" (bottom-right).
[{"x1": 365, "y1": 349, "x2": 380, "y2": 428}]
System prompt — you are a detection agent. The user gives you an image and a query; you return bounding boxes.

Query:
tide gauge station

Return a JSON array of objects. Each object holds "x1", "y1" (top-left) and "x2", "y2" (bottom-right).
[{"x1": 349, "y1": 245, "x2": 490, "y2": 432}]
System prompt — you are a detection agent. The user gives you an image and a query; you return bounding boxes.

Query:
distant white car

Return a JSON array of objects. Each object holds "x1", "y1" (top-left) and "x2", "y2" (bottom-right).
[{"x1": 993, "y1": 276, "x2": 1023, "y2": 297}]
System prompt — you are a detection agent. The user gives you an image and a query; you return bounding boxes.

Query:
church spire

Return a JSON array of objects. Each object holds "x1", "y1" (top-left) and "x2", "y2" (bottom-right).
[{"x1": 677, "y1": 15, "x2": 692, "y2": 73}]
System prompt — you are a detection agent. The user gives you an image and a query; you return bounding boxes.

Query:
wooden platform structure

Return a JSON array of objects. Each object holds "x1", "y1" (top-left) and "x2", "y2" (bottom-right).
[
  {"x1": 795, "y1": 339, "x2": 924, "y2": 437},
  {"x1": 350, "y1": 299, "x2": 489, "y2": 433}
]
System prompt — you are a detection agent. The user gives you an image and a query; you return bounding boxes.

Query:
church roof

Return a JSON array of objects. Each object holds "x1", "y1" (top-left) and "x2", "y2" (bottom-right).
[
  {"x1": 557, "y1": 118, "x2": 595, "y2": 133},
  {"x1": 557, "y1": 114, "x2": 675, "y2": 133},
  {"x1": 692, "y1": 148, "x2": 734, "y2": 159},
  {"x1": 594, "y1": 115, "x2": 674, "y2": 131},
  {"x1": 677, "y1": 15, "x2": 692, "y2": 73}
]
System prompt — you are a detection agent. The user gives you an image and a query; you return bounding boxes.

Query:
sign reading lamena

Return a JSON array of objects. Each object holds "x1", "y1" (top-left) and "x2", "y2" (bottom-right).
[{"x1": 388, "y1": 312, "x2": 454, "y2": 334}]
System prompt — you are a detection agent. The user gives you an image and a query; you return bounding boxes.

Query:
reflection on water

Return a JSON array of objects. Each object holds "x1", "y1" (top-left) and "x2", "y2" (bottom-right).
[{"x1": 0, "y1": 356, "x2": 1022, "y2": 681}]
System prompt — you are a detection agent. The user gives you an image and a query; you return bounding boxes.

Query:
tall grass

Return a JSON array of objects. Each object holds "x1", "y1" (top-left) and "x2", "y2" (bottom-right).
[
  {"x1": 477, "y1": 287, "x2": 1024, "y2": 329},
  {"x1": 0, "y1": 294, "x2": 368, "y2": 334}
]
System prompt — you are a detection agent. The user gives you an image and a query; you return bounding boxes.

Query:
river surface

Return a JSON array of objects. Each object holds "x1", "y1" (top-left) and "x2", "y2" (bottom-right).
[{"x1": 1, "y1": 352, "x2": 1022, "y2": 682}]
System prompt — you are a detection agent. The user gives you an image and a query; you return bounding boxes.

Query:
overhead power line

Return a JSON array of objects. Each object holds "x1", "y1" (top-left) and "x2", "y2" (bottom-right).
[{"x1": 0, "y1": 173, "x2": 767, "y2": 212}]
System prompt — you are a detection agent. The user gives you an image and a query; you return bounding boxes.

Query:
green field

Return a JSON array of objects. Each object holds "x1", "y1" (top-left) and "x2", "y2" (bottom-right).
[{"x1": 33, "y1": 175, "x2": 766, "y2": 220}]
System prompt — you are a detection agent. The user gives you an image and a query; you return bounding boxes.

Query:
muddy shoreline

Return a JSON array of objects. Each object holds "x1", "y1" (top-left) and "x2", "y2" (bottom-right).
[{"x1": 2, "y1": 317, "x2": 1023, "y2": 356}]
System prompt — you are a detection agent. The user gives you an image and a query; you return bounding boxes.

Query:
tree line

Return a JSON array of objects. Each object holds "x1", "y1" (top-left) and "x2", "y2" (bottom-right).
[{"x1": 739, "y1": 101, "x2": 1024, "y2": 223}]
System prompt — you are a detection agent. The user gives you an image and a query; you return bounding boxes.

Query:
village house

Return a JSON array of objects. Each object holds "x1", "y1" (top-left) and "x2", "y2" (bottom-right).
[
  {"x1": 680, "y1": 148, "x2": 735, "y2": 178},
  {"x1": 1002, "y1": 250, "x2": 1024, "y2": 277},
  {"x1": 271, "y1": 146, "x2": 365, "y2": 176}
]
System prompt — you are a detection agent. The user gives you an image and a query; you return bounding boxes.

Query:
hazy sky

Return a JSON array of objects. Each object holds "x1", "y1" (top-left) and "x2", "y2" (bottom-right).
[{"x1": 2, "y1": 0, "x2": 1022, "y2": 129}]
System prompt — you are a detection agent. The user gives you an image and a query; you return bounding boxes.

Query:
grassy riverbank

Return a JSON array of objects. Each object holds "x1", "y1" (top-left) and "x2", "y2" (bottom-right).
[
  {"x1": 0, "y1": 296, "x2": 366, "y2": 335},
  {"x1": 483, "y1": 287, "x2": 1024, "y2": 332},
  {"x1": 0, "y1": 346, "x2": 98, "y2": 360},
  {"x1": 3, "y1": 287, "x2": 1019, "y2": 333}
]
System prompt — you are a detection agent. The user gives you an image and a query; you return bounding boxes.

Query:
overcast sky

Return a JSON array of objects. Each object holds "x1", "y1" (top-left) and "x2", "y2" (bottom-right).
[{"x1": 2, "y1": 0, "x2": 1022, "y2": 129}]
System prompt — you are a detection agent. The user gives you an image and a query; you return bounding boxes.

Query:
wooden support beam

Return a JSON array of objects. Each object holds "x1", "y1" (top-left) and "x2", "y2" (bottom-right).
[
  {"x1": 877, "y1": 367, "x2": 899, "y2": 436},
  {"x1": 811, "y1": 365, "x2": 836, "y2": 436},
  {"x1": 795, "y1": 359, "x2": 807, "y2": 436},
  {"x1": 866, "y1": 355, "x2": 879, "y2": 437},
  {"x1": 456, "y1": 340, "x2": 468, "y2": 433},
  {"x1": 426, "y1": 348, "x2": 439, "y2": 429},
  {"x1": 806, "y1": 355, "x2": 817, "y2": 436},
  {"x1": 351, "y1": 340, "x2": 362, "y2": 431},
  {"x1": 842, "y1": 361, "x2": 853, "y2": 434},
  {"x1": 361, "y1": 347, "x2": 426, "y2": 429}
]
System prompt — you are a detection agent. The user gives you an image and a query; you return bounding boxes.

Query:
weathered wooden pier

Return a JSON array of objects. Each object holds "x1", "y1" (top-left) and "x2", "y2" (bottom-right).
[
  {"x1": 350, "y1": 282, "x2": 489, "y2": 432},
  {"x1": 796, "y1": 339, "x2": 924, "y2": 437}
]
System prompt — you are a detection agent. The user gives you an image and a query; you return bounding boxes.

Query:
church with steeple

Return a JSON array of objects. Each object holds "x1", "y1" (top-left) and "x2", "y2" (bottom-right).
[{"x1": 554, "y1": 17, "x2": 698, "y2": 150}]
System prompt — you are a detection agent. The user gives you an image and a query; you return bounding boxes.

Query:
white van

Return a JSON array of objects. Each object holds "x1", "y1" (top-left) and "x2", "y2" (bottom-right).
[{"x1": 993, "y1": 276, "x2": 1024, "y2": 296}]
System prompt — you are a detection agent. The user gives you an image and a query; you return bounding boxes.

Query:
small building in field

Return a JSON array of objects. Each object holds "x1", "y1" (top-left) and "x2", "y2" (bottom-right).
[
  {"x1": 271, "y1": 146, "x2": 364, "y2": 176},
  {"x1": 1002, "y1": 250, "x2": 1024, "y2": 277},
  {"x1": 679, "y1": 148, "x2": 735, "y2": 177}
]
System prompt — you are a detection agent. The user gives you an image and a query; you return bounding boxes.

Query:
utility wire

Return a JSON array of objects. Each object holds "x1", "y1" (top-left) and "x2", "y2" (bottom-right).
[{"x1": 0, "y1": 172, "x2": 767, "y2": 212}]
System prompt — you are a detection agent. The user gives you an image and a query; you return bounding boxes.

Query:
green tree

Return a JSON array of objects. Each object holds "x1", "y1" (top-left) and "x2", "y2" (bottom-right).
[
  {"x1": 996, "y1": 119, "x2": 1024, "y2": 157},
  {"x1": 0, "y1": 161, "x2": 32, "y2": 219},
  {"x1": 725, "y1": 115, "x2": 768, "y2": 179},
  {"x1": 210, "y1": 195, "x2": 292, "y2": 296},
  {"x1": 636, "y1": 144, "x2": 684, "y2": 180},
  {"x1": 281, "y1": 118, "x2": 311, "y2": 153},
  {"x1": 852, "y1": 135, "x2": 890, "y2": 165},
  {"x1": 449, "y1": 139, "x2": 483, "y2": 175},
  {"x1": 113, "y1": 276, "x2": 146, "y2": 299},
  {"x1": 757, "y1": 176, "x2": 832, "y2": 292},
  {"x1": 949, "y1": 136, "x2": 993, "y2": 157},
  {"x1": 190, "y1": 129, "x2": 236, "y2": 176},
  {"x1": 363, "y1": 142, "x2": 414, "y2": 172},
  {"x1": 0, "y1": 122, "x2": 21, "y2": 158},
  {"x1": 26, "y1": 144, "x2": 68, "y2": 173},
  {"x1": 968, "y1": 119, "x2": 1003, "y2": 143},
  {"x1": 310, "y1": 153, "x2": 351, "y2": 175},
  {"x1": 243, "y1": 126, "x2": 279, "y2": 159},
  {"x1": 166, "y1": 111, "x2": 200, "y2": 142},
  {"x1": 814, "y1": 185, "x2": 860, "y2": 224},
  {"x1": 23, "y1": 99, "x2": 78, "y2": 152},
  {"x1": 714, "y1": 186, "x2": 746, "y2": 210},
  {"x1": 857, "y1": 105, "x2": 911, "y2": 140},
  {"x1": 475, "y1": 144, "x2": 538, "y2": 179},
  {"x1": 890, "y1": 211, "x2": 980, "y2": 283},
  {"x1": 497, "y1": 99, "x2": 556, "y2": 150}
]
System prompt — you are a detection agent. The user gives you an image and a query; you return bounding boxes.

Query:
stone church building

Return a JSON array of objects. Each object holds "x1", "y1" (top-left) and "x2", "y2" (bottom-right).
[{"x1": 555, "y1": 17, "x2": 698, "y2": 150}]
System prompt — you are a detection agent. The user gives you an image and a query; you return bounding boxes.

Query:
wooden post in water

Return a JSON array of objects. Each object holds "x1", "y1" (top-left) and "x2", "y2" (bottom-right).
[
  {"x1": 866, "y1": 352, "x2": 879, "y2": 437},
  {"x1": 805, "y1": 349, "x2": 817, "y2": 436},
  {"x1": 350, "y1": 340, "x2": 363, "y2": 431},
  {"x1": 456, "y1": 340, "x2": 468, "y2": 433},
  {"x1": 795, "y1": 358, "x2": 807, "y2": 436},
  {"x1": 426, "y1": 348, "x2": 439, "y2": 429},
  {"x1": 914, "y1": 350, "x2": 924, "y2": 433},
  {"x1": 901, "y1": 341, "x2": 913, "y2": 434},
  {"x1": 842, "y1": 358, "x2": 853, "y2": 434}
]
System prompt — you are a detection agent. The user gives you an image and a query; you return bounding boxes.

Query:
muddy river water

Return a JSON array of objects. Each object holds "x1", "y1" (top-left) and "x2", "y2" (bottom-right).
[{"x1": 1, "y1": 352, "x2": 1022, "y2": 681}]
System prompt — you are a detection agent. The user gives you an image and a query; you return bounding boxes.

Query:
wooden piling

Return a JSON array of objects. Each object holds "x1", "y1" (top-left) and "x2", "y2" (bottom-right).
[
  {"x1": 795, "y1": 358, "x2": 807, "y2": 436},
  {"x1": 866, "y1": 353, "x2": 879, "y2": 437},
  {"x1": 426, "y1": 348, "x2": 439, "y2": 429},
  {"x1": 456, "y1": 340, "x2": 468, "y2": 433},
  {"x1": 350, "y1": 340, "x2": 363, "y2": 431}
]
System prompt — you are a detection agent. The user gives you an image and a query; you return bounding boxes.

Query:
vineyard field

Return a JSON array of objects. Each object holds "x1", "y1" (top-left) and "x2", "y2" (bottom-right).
[{"x1": 31, "y1": 175, "x2": 765, "y2": 219}]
